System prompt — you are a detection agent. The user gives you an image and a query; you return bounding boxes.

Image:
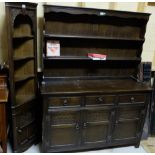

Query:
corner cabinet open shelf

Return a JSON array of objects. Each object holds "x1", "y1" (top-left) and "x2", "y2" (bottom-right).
[
  {"x1": 41, "y1": 5, "x2": 152, "y2": 153},
  {"x1": 5, "y1": 2, "x2": 38, "y2": 153}
]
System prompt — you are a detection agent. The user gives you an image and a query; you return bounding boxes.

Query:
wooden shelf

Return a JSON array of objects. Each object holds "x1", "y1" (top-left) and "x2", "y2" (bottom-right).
[
  {"x1": 15, "y1": 75, "x2": 35, "y2": 83},
  {"x1": 44, "y1": 34, "x2": 144, "y2": 43},
  {"x1": 43, "y1": 56, "x2": 141, "y2": 62},
  {"x1": 13, "y1": 56, "x2": 35, "y2": 61},
  {"x1": 15, "y1": 94, "x2": 36, "y2": 105},
  {"x1": 13, "y1": 35, "x2": 34, "y2": 39}
]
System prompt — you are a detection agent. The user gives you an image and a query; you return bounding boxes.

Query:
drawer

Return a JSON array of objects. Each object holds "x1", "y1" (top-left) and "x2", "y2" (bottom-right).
[
  {"x1": 85, "y1": 95, "x2": 115, "y2": 106},
  {"x1": 47, "y1": 96, "x2": 81, "y2": 107},
  {"x1": 118, "y1": 94, "x2": 146, "y2": 104}
]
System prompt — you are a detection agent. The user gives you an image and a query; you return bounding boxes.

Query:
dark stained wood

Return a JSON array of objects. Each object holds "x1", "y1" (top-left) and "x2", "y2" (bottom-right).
[
  {"x1": 41, "y1": 78, "x2": 152, "y2": 95},
  {"x1": 41, "y1": 5, "x2": 152, "y2": 153},
  {"x1": 148, "y1": 2, "x2": 155, "y2": 6},
  {"x1": 0, "y1": 71, "x2": 8, "y2": 153},
  {"x1": 5, "y1": 2, "x2": 38, "y2": 153}
]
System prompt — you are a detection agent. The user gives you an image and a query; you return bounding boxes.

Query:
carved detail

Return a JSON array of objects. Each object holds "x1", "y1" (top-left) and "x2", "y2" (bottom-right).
[{"x1": 11, "y1": 8, "x2": 35, "y2": 32}]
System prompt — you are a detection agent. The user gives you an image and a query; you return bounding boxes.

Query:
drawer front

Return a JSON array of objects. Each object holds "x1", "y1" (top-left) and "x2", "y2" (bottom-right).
[
  {"x1": 118, "y1": 94, "x2": 146, "y2": 104},
  {"x1": 47, "y1": 96, "x2": 81, "y2": 107},
  {"x1": 85, "y1": 95, "x2": 115, "y2": 106}
]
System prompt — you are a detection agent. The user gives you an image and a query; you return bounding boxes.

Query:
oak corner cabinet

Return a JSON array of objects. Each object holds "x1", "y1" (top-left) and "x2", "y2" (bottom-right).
[
  {"x1": 0, "y1": 70, "x2": 8, "y2": 153},
  {"x1": 5, "y1": 2, "x2": 38, "y2": 153},
  {"x1": 40, "y1": 5, "x2": 152, "y2": 152}
]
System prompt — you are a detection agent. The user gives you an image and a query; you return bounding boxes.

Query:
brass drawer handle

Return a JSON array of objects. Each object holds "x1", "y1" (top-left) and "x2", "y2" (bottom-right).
[
  {"x1": 130, "y1": 97, "x2": 135, "y2": 103},
  {"x1": 97, "y1": 97, "x2": 104, "y2": 103},
  {"x1": 63, "y1": 99, "x2": 68, "y2": 106}
]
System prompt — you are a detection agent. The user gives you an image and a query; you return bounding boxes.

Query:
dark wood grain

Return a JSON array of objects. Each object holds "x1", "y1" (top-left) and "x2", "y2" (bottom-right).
[
  {"x1": 0, "y1": 74, "x2": 8, "y2": 153},
  {"x1": 40, "y1": 4, "x2": 152, "y2": 153},
  {"x1": 5, "y1": 2, "x2": 38, "y2": 153}
]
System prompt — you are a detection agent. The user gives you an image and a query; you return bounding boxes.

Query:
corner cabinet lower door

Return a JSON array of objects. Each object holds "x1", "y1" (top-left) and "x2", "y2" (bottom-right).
[
  {"x1": 82, "y1": 106, "x2": 113, "y2": 149},
  {"x1": 111, "y1": 104, "x2": 146, "y2": 146},
  {"x1": 42, "y1": 109, "x2": 81, "y2": 152},
  {"x1": 11, "y1": 101, "x2": 37, "y2": 152}
]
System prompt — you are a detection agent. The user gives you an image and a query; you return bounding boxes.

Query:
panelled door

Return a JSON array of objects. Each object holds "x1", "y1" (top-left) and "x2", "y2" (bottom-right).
[
  {"x1": 82, "y1": 106, "x2": 113, "y2": 148},
  {"x1": 44, "y1": 108, "x2": 81, "y2": 152},
  {"x1": 111, "y1": 104, "x2": 146, "y2": 144}
]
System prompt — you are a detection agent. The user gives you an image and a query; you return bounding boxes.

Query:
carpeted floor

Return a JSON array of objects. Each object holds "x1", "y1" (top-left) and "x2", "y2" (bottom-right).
[{"x1": 141, "y1": 137, "x2": 155, "y2": 153}]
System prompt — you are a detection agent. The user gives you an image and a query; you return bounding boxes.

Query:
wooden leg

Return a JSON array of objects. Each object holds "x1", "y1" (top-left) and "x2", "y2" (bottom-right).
[
  {"x1": 135, "y1": 143, "x2": 140, "y2": 148},
  {"x1": 2, "y1": 141, "x2": 7, "y2": 153}
]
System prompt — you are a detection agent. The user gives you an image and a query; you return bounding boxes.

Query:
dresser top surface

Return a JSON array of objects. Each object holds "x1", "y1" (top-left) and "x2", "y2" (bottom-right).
[{"x1": 41, "y1": 78, "x2": 152, "y2": 95}]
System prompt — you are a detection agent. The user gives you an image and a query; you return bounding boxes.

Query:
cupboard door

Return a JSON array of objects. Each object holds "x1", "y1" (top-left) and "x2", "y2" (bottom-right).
[
  {"x1": 112, "y1": 105, "x2": 145, "y2": 144},
  {"x1": 82, "y1": 106, "x2": 112, "y2": 147},
  {"x1": 11, "y1": 100, "x2": 37, "y2": 152},
  {"x1": 43, "y1": 109, "x2": 81, "y2": 152}
]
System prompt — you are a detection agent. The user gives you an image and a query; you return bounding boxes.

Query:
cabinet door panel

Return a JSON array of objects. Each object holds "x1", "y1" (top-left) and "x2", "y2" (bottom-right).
[
  {"x1": 86, "y1": 107, "x2": 111, "y2": 122},
  {"x1": 83, "y1": 123, "x2": 108, "y2": 144},
  {"x1": 113, "y1": 120, "x2": 138, "y2": 140},
  {"x1": 117, "y1": 105, "x2": 144, "y2": 120},
  {"x1": 44, "y1": 109, "x2": 81, "y2": 151},
  {"x1": 112, "y1": 104, "x2": 145, "y2": 143},
  {"x1": 83, "y1": 107, "x2": 112, "y2": 146},
  {"x1": 50, "y1": 125, "x2": 79, "y2": 147},
  {"x1": 16, "y1": 123, "x2": 36, "y2": 147},
  {"x1": 50, "y1": 110, "x2": 80, "y2": 125}
]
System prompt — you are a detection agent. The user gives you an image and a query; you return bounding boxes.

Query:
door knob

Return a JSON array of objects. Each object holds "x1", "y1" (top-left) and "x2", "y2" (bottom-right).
[
  {"x1": 75, "y1": 123, "x2": 79, "y2": 130},
  {"x1": 63, "y1": 99, "x2": 68, "y2": 106}
]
